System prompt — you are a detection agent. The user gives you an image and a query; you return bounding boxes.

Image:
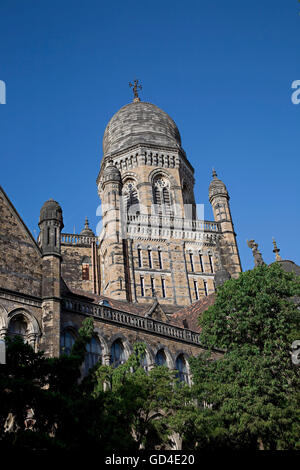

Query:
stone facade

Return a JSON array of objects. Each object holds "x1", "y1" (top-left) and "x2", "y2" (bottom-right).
[{"x1": 0, "y1": 96, "x2": 242, "y2": 382}]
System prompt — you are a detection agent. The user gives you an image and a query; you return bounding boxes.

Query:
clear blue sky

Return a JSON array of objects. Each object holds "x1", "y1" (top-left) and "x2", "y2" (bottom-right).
[{"x1": 0, "y1": 0, "x2": 299, "y2": 271}]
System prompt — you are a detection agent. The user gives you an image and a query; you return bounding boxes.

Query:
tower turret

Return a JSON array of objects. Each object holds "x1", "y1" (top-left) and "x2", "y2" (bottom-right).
[
  {"x1": 38, "y1": 198, "x2": 64, "y2": 357},
  {"x1": 97, "y1": 160, "x2": 130, "y2": 300},
  {"x1": 38, "y1": 199, "x2": 64, "y2": 257},
  {"x1": 209, "y1": 170, "x2": 242, "y2": 278}
]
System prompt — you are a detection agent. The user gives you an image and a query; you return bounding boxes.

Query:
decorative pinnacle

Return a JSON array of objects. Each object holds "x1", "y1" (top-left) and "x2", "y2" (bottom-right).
[
  {"x1": 129, "y1": 79, "x2": 142, "y2": 102},
  {"x1": 212, "y1": 168, "x2": 217, "y2": 178},
  {"x1": 272, "y1": 237, "x2": 282, "y2": 261},
  {"x1": 84, "y1": 217, "x2": 90, "y2": 229},
  {"x1": 247, "y1": 239, "x2": 265, "y2": 267}
]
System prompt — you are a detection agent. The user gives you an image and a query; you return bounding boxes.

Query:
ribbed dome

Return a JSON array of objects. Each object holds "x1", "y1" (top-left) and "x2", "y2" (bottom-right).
[
  {"x1": 102, "y1": 159, "x2": 121, "y2": 184},
  {"x1": 39, "y1": 199, "x2": 64, "y2": 227},
  {"x1": 103, "y1": 101, "x2": 182, "y2": 156}
]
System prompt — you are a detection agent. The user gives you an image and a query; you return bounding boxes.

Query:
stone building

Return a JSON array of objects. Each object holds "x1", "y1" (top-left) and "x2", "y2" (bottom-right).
[{"x1": 0, "y1": 91, "x2": 243, "y2": 384}]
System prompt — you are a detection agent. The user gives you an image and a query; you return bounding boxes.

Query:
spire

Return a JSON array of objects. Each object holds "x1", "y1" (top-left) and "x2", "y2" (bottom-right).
[
  {"x1": 212, "y1": 168, "x2": 217, "y2": 178},
  {"x1": 84, "y1": 216, "x2": 89, "y2": 230},
  {"x1": 272, "y1": 237, "x2": 282, "y2": 261}
]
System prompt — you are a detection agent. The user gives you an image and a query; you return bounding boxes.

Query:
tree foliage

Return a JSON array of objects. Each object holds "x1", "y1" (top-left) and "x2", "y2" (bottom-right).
[
  {"x1": 0, "y1": 321, "x2": 188, "y2": 450},
  {"x1": 183, "y1": 264, "x2": 300, "y2": 450},
  {"x1": 1, "y1": 264, "x2": 299, "y2": 450}
]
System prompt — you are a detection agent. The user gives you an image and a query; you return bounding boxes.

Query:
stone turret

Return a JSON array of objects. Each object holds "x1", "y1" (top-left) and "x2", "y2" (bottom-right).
[
  {"x1": 38, "y1": 199, "x2": 64, "y2": 256},
  {"x1": 97, "y1": 160, "x2": 130, "y2": 300},
  {"x1": 38, "y1": 198, "x2": 64, "y2": 357},
  {"x1": 209, "y1": 169, "x2": 242, "y2": 278}
]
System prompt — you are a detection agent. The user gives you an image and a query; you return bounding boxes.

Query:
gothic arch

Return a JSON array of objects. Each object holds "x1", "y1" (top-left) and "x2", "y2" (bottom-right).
[
  {"x1": 108, "y1": 333, "x2": 133, "y2": 360},
  {"x1": 153, "y1": 343, "x2": 174, "y2": 369},
  {"x1": 61, "y1": 320, "x2": 78, "y2": 336},
  {"x1": 174, "y1": 351, "x2": 190, "y2": 372},
  {"x1": 121, "y1": 172, "x2": 138, "y2": 184},
  {"x1": 7, "y1": 307, "x2": 41, "y2": 337},
  {"x1": 93, "y1": 326, "x2": 109, "y2": 356},
  {"x1": 148, "y1": 168, "x2": 177, "y2": 187},
  {"x1": 150, "y1": 173, "x2": 174, "y2": 216},
  {"x1": 121, "y1": 177, "x2": 140, "y2": 214},
  {"x1": 5, "y1": 307, "x2": 41, "y2": 350},
  {"x1": 134, "y1": 342, "x2": 155, "y2": 367},
  {"x1": 174, "y1": 352, "x2": 190, "y2": 384}
]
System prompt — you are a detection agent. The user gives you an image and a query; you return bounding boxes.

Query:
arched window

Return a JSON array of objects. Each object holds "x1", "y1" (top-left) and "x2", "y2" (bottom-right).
[
  {"x1": 85, "y1": 337, "x2": 102, "y2": 374},
  {"x1": 122, "y1": 180, "x2": 139, "y2": 214},
  {"x1": 140, "y1": 352, "x2": 149, "y2": 374},
  {"x1": 60, "y1": 330, "x2": 76, "y2": 356},
  {"x1": 8, "y1": 315, "x2": 28, "y2": 339},
  {"x1": 155, "y1": 349, "x2": 167, "y2": 367},
  {"x1": 152, "y1": 176, "x2": 173, "y2": 216},
  {"x1": 82, "y1": 256, "x2": 92, "y2": 281},
  {"x1": 175, "y1": 355, "x2": 189, "y2": 384},
  {"x1": 110, "y1": 339, "x2": 126, "y2": 368}
]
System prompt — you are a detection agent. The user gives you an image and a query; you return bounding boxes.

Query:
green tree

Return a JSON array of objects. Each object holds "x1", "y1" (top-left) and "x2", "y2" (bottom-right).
[
  {"x1": 0, "y1": 322, "x2": 190, "y2": 450},
  {"x1": 91, "y1": 342, "x2": 190, "y2": 450},
  {"x1": 0, "y1": 318, "x2": 112, "y2": 450},
  {"x1": 185, "y1": 264, "x2": 300, "y2": 450}
]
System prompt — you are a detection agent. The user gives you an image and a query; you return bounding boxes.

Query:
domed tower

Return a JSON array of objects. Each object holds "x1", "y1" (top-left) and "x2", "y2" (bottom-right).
[
  {"x1": 96, "y1": 88, "x2": 197, "y2": 303},
  {"x1": 98, "y1": 97, "x2": 196, "y2": 218},
  {"x1": 96, "y1": 86, "x2": 241, "y2": 305},
  {"x1": 209, "y1": 170, "x2": 242, "y2": 278},
  {"x1": 38, "y1": 199, "x2": 64, "y2": 357}
]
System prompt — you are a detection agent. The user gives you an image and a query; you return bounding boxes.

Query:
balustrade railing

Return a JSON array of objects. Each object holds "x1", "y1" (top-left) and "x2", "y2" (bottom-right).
[
  {"x1": 61, "y1": 216, "x2": 220, "y2": 246},
  {"x1": 127, "y1": 214, "x2": 221, "y2": 233},
  {"x1": 61, "y1": 233, "x2": 99, "y2": 246},
  {"x1": 63, "y1": 298, "x2": 201, "y2": 346}
]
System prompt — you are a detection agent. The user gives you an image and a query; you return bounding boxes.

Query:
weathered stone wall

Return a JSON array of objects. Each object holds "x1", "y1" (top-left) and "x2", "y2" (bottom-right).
[
  {"x1": 61, "y1": 244, "x2": 95, "y2": 293},
  {"x1": 0, "y1": 188, "x2": 43, "y2": 298}
]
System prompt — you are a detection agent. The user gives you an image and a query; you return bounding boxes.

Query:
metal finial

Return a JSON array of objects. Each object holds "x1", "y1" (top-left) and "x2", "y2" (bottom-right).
[
  {"x1": 84, "y1": 217, "x2": 89, "y2": 229},
  {"x1": 212, "y1": 168, "x2": 217, "y2": 178},
  {"x1": 129, "y1": 79, "x2": 142, "y2": 102},
  {"x1": 272, "y1": 237, "x2": 282, "y2": 261}
]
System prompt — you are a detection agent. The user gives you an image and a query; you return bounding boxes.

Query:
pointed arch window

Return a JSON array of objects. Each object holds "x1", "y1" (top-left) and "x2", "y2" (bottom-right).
[
  {"x1": 152, "y1": 176, "x2": 173, "y2": 216},
  {"x1": 175, "y1": 355, "x2": 189, "y2": 384},
  {"x1": 140, "y1": 351, "x2": 149, "y2": 374},
  {"x1": 111, "y1": 339, "x2": 126, "y2": 368},
  {"x1": 85, "y1": 337, "x2": 102, "y2": 373},
  {"x1": 122, "y1": 180, "x2": 139, "y2": 214},
  {"x1": 8, "y1": 315, "x2": 28, "y2": 340},
  {"x1": 155, "y1": 349, "x2": 167, "y2": 367},
  {"x1": 60, "y1": 330, "x2": 76, "y2": 356}
]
